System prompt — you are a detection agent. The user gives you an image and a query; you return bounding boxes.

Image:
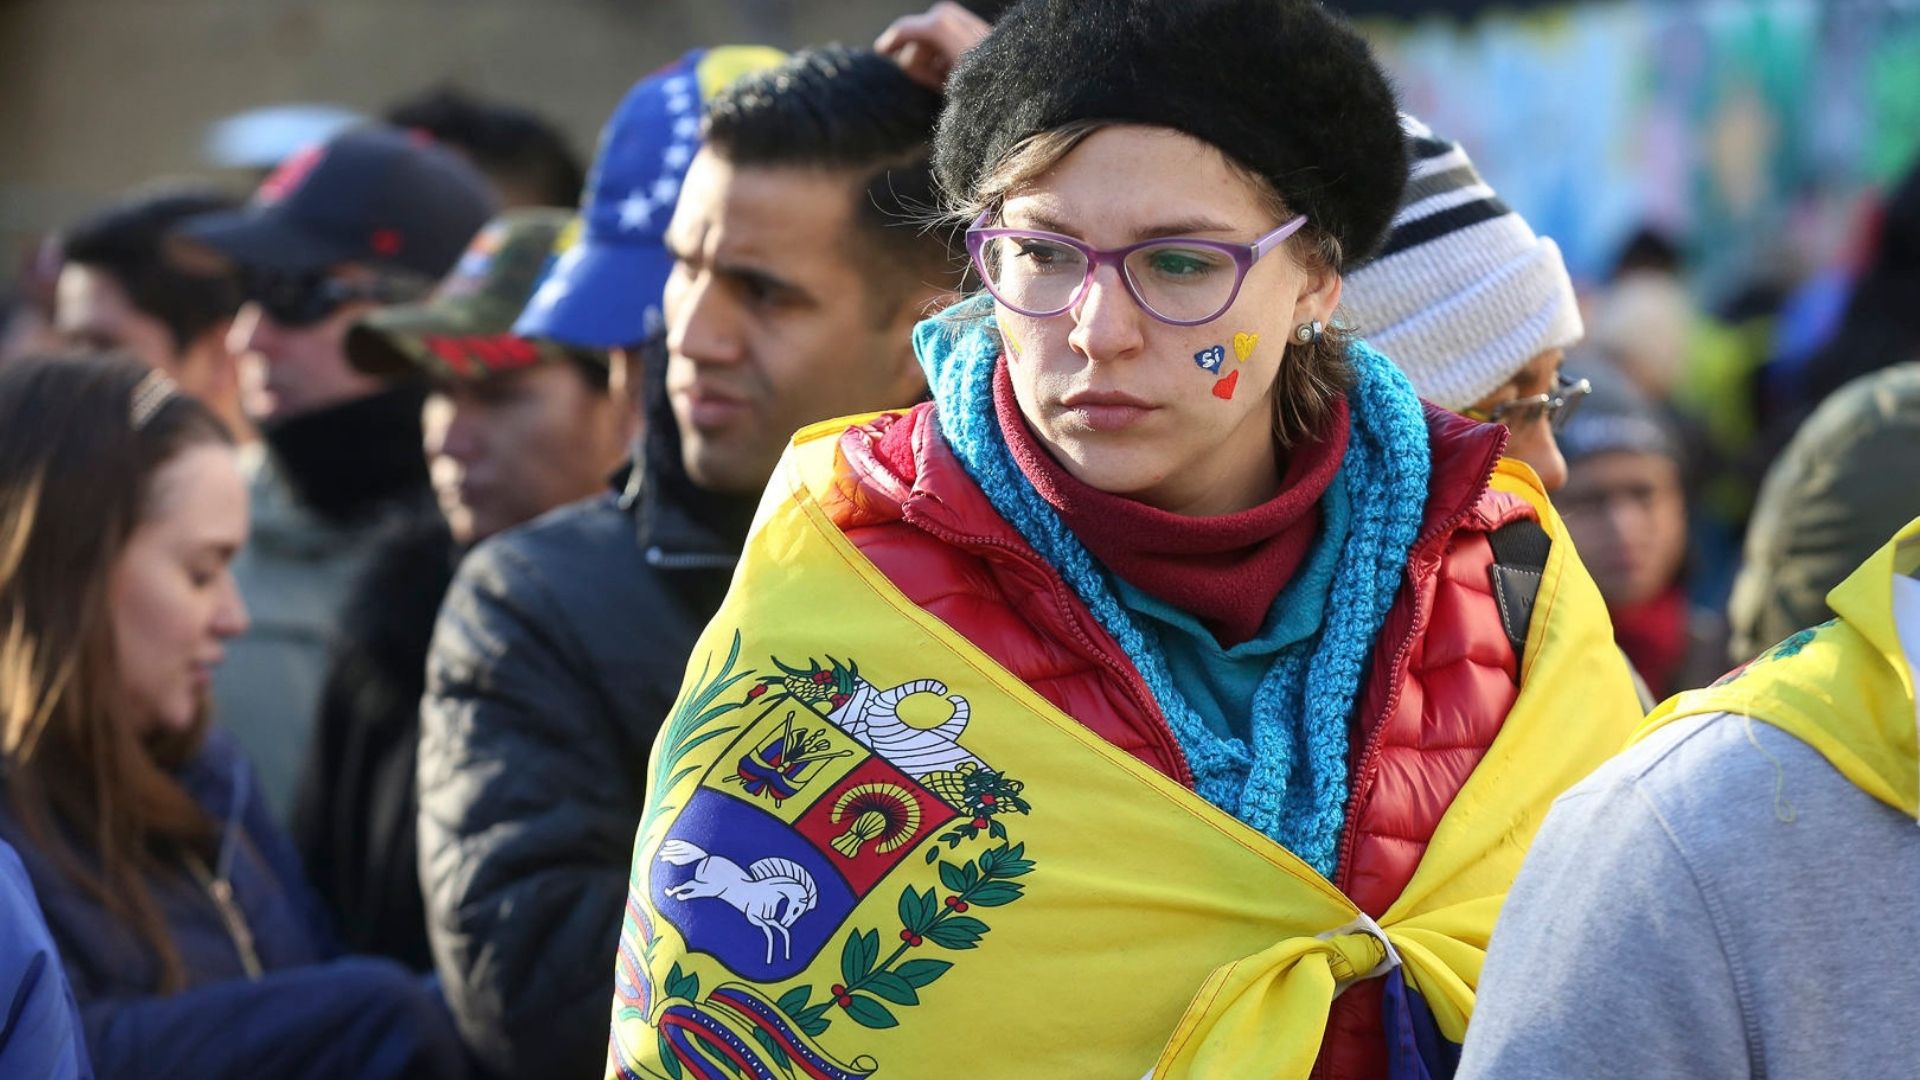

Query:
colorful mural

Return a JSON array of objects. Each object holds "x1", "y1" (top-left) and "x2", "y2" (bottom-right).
[{"x1": 1368, "y1": 0, "x2": 1920, "y2": 294}]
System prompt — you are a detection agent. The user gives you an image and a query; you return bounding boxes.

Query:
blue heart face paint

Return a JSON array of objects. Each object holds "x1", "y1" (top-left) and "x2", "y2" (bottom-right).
[{"x1": 1194, "y1": 345, "x2": 1226, "y2": 374}]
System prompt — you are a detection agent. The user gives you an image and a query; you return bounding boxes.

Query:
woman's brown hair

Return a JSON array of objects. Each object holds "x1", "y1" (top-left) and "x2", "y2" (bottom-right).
[
  {"x1": 0, "y1": 351, "x2": 234, "y2": 991},
  {"x1": 953, "y1": 120, "x2": 1355, "y2": 449}
]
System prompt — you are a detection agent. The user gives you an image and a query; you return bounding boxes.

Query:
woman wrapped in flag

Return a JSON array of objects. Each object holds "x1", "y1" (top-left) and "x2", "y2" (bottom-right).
[{"x1": 609, "y1": 1, "x2": 1643, "y2": 1076}]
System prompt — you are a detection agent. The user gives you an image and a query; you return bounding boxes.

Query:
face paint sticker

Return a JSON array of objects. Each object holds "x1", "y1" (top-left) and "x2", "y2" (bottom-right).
[
  {"x1": 1194, "y1": 345, "x2": 1226, "y2": 374},
  {"x1": 1233, "y1": 332, "x2": 1259, "y2": 363},
  {"x1": 1212, "y1": 369, "x2": 1240, "y2": 400}
]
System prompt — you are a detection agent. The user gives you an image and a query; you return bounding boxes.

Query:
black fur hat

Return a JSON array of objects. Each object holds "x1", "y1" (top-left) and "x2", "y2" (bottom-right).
[{"x1": 935, "y1": 0, "x2": 1407, "y2": 267}]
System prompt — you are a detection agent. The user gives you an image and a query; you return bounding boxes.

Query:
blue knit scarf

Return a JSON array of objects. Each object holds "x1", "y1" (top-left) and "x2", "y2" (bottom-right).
[{"x1": 912, "y1": 300, "x2": 1431, "y2": 876}]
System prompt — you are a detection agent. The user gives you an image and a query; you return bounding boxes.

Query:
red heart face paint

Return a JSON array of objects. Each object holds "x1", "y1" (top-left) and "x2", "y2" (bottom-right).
[{"x1": 1212, "y1": 369, "x2": 1240, "y2": 400}]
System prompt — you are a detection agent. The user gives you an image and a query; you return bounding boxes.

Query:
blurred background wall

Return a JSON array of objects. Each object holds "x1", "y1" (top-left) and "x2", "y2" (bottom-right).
[
  {"x1": 0, "y1": 0, "x2": 916, "y2": 270},
  {"x1": 1372, "y1": 0, "x2": 1920, "y2": 296},
  {"x1": 4, "y1": 0, "x2": 1919, "y2": 304}
]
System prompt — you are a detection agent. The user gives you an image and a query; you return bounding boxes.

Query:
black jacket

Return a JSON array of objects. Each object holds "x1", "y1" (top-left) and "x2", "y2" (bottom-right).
[
  {"x1": 293, "y1": 515, "x2": 459, "y2": 971},
  {"x1": 416, "y1": 412, "x2": 755, "y2": 1080}
]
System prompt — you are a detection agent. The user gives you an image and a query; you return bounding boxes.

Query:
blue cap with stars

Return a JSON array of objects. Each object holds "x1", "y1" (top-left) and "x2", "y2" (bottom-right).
[{"x1": 515, "y1": 45, "x2": 785, "y2": 348}]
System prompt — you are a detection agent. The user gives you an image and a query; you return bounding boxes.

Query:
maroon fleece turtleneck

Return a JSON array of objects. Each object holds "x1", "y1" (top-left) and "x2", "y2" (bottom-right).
[
  {"x1": 1610, "y1": 585, "x2": 1690, "y2": 700},
  {"x1": 992, "y1": 358, "x2": 1349, "y2": 646}
]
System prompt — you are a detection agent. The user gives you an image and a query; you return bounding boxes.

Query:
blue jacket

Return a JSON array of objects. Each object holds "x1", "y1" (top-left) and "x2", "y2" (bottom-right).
[
  {"x1": 0, "y1": 730, "x2": 467, "y2": 1080},
  {"x1": 0, "y1": 838, "x2": 89, "y2": 1078}
]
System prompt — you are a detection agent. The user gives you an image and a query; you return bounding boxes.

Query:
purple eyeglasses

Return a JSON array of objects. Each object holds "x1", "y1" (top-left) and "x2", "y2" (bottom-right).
[{"x1": 965, "y1": 211, "x2": 1308, "y2": 327}]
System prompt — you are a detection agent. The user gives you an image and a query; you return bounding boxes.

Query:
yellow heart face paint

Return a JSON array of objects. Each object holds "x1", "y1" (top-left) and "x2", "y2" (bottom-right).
[
  {"x1": 1233, "y1": 332, "x2": 1259, "y2": 363},
  {"x1": 995, "y1": 313, "x2": 1023, "y2": 358}
]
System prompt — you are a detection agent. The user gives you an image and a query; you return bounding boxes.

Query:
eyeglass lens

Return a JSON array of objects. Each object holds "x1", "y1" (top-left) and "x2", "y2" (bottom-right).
[
  {"x1": 1487, "y1": 376, "x2": 1590, "y2": 432},
  {"x1": 1548, "y1": 376, "x2": 1589, "y2": 431},
  {"x1": 977, "y1": 234, "x2": 1242, "y2": 324},
  {"x1": 242, "y1": 271, "x2": 342, "y2": 328}
]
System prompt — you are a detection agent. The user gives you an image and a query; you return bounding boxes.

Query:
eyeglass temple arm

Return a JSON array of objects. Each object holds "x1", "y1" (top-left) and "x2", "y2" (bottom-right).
[
  {"x1": 1251, "y1": 215, "x2": 1310, "y2": 259},
  {"x1": 1555, "y1": 375, "x2": 1593, "y2": 401}
]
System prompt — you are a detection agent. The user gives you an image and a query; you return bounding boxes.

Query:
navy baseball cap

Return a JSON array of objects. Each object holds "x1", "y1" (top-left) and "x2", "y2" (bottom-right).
[
  {"x1": 176, "y1": 125, "x2": 497, "y2": 281},
  {"x1": 514, "y1": 45, "x2": 784, "y2": 349}
]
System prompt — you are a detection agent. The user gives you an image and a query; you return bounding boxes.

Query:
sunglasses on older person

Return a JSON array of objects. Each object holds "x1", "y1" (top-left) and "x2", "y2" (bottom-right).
[
  {"x1": 239, "y1": 268, "x2": 422, "y2": 329},
  {"x1": 965, "y1": 211, "x2": 1309, "y2": 327},
  {"x1": 1461, "y1": 373, "x2": 1593, "y2": 432}
]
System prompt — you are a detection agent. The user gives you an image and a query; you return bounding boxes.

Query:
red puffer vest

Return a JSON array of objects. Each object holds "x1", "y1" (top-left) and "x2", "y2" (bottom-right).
[{"x1": 818, "y1": 401, "x2": 1535, "y2": 1078}]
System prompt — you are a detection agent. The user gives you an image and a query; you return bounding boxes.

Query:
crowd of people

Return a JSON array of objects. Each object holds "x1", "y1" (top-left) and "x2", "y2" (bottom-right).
[{"x1": 1, "y1": 0, "x2": 1916, "y2": 1077}]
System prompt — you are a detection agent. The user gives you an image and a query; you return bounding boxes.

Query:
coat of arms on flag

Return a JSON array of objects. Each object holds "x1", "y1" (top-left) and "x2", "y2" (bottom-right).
[{"x1": 617, "y1": 634, "x2": 1036, "y2": 1078}]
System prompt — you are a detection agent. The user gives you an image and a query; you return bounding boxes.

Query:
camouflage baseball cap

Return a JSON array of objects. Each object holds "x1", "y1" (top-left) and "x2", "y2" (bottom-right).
[{"x1": 346, "y1": 207, "x2": 597, "y2": 378}]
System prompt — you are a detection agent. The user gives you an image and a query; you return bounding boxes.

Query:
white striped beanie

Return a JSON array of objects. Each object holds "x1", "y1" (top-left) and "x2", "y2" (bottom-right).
[{"x1": 1341, "y1": 116, "x2": 1584, "y2": 412}]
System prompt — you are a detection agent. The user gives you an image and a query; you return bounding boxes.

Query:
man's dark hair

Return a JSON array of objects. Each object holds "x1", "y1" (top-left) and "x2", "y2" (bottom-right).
[
  {"x1": 385, "y1": 87, "x2": 585, "y2": 208},
  {"x1": 561, "y1": 351, "x2": 612, "y2": 392},
  {"x1": 703, "y1": 46, "x2": 962, "y2": 314},
  {"x1": 1610, "y1": 225, "x2": 1683, "y2": 281},
  {"x1": 59, "y1": 190, "x2": 243, "y2": 352}
]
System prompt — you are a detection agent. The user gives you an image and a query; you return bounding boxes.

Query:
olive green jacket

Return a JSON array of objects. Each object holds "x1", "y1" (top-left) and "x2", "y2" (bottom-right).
[{"x1": 1729, "y1": 362, "x2": 1920, "y2": 660}]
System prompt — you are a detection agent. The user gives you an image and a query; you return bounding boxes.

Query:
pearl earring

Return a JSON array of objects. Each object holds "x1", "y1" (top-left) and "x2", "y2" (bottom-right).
[{"x1": 1293, "y1": 320, "x2": 1324, "y2": 345}]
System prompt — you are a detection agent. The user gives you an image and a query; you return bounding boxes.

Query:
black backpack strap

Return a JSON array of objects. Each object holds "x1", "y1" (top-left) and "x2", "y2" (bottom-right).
[{"x1": 1486, "y1": 518, "x2": 1552, "y2": 670}]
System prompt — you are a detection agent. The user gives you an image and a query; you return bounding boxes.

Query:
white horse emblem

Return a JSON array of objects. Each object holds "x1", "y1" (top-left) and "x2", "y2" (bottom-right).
[{"x1": 657, "y1": 840, "x2": 819, "y2": 964}]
